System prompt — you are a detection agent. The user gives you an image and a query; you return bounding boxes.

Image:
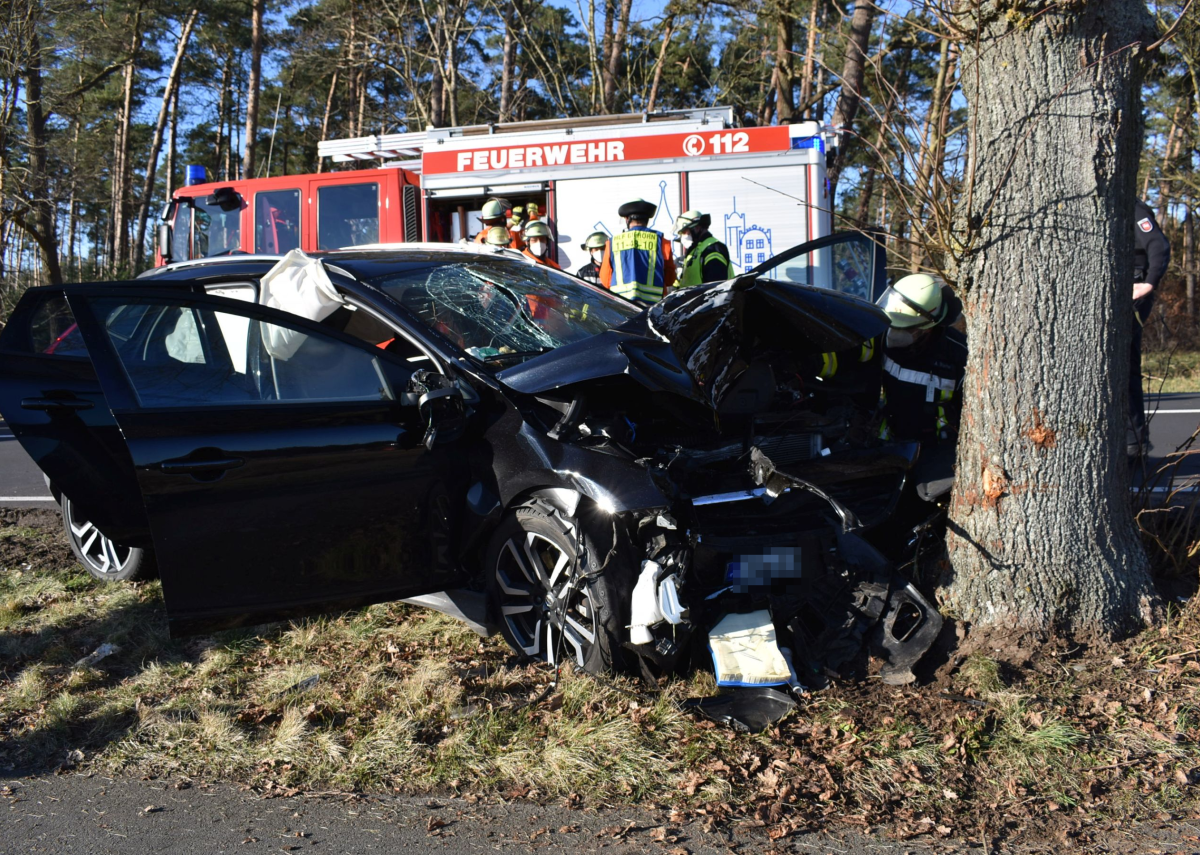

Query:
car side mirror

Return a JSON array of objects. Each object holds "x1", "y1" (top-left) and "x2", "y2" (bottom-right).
[
  {"x1": 157, "y1": 223, "x2": 172, "y2": 261},
  {"x1": 418, "y1": 385, "x2": 466, "y2": 450}
]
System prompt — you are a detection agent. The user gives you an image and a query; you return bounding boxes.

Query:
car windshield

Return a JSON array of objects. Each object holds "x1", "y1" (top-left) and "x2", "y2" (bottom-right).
[{"x1": 342, "y1": 255, "x2": 643, "y2": 364}]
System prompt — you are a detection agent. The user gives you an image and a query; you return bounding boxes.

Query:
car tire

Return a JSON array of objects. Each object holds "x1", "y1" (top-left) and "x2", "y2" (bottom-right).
[
  {"x1": 485, "y1": 503, "x2": 627, "y2": 675},
  {"x1": 61, "y1": 495, "x2": 154, "y2": 583}
]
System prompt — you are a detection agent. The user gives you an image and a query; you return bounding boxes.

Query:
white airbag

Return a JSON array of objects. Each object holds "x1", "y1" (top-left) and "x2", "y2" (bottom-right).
[{"x1": 258, "y1": 249, "x2": 345, "y2": 359}]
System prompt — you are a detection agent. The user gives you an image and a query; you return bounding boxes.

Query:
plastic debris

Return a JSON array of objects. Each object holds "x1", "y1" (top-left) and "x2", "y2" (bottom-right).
[
  {"x1": 73, "y1": 642, "x2": 119, "y2": 669},
  {"x1": 683, "y1": 687, "x2": 798, "y2": 733},
  {"x1": 708, "y1": 611, "x2": 795, "y2": 687}
]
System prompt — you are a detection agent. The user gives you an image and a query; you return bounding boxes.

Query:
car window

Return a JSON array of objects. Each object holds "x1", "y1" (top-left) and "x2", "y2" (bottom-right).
[
  {"x1": 338, "y1": 256, "x2": 641, "y2": 365},
  {"x1": 318, "y1": 184, "x2": 379, "y2": 250},
  {"x1": 754, "y1": 234, "x2": 875, "y2": 299},
  {"x1": 89, "y1": 297, "x2": 396, "y2": 408},
  {"x1": 255, "y1": 189, "x2": 301, "y2": 254},
  {"x1": 172, "y1": 204, "x2": 193, "y2": 261},
  {"x1": 28, "y1": 295, "x2": 88, "y2": 357}
]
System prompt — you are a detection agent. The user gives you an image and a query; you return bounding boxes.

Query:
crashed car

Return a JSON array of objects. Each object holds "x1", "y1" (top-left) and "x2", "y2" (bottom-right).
[{"x1": 0, "y1": 235, "x2": 940, "y2": 688}]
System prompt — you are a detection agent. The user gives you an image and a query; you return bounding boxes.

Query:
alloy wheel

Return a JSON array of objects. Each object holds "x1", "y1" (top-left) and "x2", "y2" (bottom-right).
[
  {"x1": 62, "y1": 496, "x2": 137, "y2": 579},
  {"x1": 493, "y1": 530, "x2": 599, "y2": 668}
]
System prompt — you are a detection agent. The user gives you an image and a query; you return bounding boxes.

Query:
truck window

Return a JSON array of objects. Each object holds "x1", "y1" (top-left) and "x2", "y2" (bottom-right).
[
  {"x1": 255, "y1": 189, "x2": 301, "y2": 254},
  {"x1": 194, "y1": 197, "x2": 242, "y2": 258},
  {"x1": 172, "y1": 204, "x2": 192, "y2": 260},
  {"x1": 318, "y1": 183, "x2": 379, "y2": 250}
]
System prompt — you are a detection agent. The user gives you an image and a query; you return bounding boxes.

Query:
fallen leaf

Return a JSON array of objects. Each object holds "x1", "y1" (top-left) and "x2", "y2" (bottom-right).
[{"x1": 143, "y1": 805, "x2": 161, "y2": 814}]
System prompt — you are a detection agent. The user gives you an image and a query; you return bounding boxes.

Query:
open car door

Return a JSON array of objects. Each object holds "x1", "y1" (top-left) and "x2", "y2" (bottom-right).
[
  {"x1": 63, "y1": 285, "x2": 471, "y2": 635},
  {"x1": 750, "y1": 230, "x2": 888, "y2": 302},
  {"x1": 0, "y1": 288, "x2": 150, "y2": 546}
]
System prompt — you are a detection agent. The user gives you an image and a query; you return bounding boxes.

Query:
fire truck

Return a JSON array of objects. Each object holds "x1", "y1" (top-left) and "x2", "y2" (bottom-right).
[{"x1": 156, "y1": 107, "x2": 835, "y2": 280}]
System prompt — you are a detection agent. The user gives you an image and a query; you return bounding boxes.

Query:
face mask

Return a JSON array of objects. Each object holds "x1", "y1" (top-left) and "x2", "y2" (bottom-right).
[
  {"x1": 591, "y1": 249, "x2": 604, "y2": 264},
  {"x1": 529, "y1": 240, "x2": 548, "y2": 258},
  {"x1": 886, "y1": 327, "x2": 927, "y2": 349},
  {"x1": 680, "y1": 234, "x2": 694, "y2": 250}
]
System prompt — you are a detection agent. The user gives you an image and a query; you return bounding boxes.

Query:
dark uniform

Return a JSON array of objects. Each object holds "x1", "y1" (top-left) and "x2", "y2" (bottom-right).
[
  {"x1": 880, "y1": 324, "x2": 968, "y2": 499},
  {"x1": 576, "y1": 260, "x2": 601, "y2": 284},
  {"x1": 1131, "y1": 200, "x2": 1171, "y2": 443}
]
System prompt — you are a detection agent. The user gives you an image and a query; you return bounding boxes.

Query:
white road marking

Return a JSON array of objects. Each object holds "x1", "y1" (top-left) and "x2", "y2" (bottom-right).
[
  {"x1": 0, "y1": 496, "x2": 56, "y2": 502},
  {"x1": 1147, "y1": 408, "x2": 1200, "y2": 414}
]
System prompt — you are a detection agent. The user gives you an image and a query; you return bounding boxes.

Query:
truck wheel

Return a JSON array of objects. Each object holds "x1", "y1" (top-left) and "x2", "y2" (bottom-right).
[
  {"x1": 61, "y1": 496, "x2": 154, "y2": 583},
  {"x1": 485, "y1": 504, "x2": 626, "y2": 675}
]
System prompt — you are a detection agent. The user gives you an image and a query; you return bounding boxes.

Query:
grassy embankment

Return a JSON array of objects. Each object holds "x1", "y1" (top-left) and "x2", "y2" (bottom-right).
[
  {"x1": 3, "y1": 516, "x2": 1200, "y2": 842},
  {"x1": 1144, "y1": 351, "x2": 1200, "y2": 394}
]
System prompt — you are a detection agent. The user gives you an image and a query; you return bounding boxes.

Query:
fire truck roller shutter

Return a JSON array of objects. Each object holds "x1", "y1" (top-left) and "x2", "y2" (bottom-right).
[
  {"x1": 682, "y1": 165, "x2": 820, "y2": 282},
  {"x1": 553, "y1": 172, "x2": 682, "y2": 276}
]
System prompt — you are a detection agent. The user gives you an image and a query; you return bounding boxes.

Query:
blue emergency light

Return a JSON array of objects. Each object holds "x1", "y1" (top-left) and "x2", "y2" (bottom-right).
[
  {"x1": 185, "y1": 164, "x2": 207, "y2": 186},
  {"x1": 790, "y1": 136, "x2": 825, "y2": 154}
]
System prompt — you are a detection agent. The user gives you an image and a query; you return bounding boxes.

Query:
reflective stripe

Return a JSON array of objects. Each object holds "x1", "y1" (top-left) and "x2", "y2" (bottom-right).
[
  {"x1": 883, "y1": 356, "x2": 957, "y2": 403},
  {"x1": 819, "y1": 352, "x2": 838, "y2": 379},
  {"x1": 678, "y1": 236, "x2": 733, "y2": 288},
  {"x1": 859, "y1": 338, "x2": 875, "y2": 363},
  {"x1": 612, "y1": 228, "x2": 665, "y2": 302}
]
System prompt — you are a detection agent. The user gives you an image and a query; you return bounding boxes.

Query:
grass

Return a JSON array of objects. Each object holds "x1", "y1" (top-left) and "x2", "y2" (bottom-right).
[
  {"x1": 1143, "y1": 350, "x2": 1200, "y2": 394},
  {"x1": 2, "y1": 519, "x2": 1200, "y2": 837}
]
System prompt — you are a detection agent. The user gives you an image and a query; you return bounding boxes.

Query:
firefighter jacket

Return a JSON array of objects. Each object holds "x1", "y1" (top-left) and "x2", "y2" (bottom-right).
[
  {"x1": 576, "y1": 261, "x2": 601, "y2": 283},
  {"x1": 878, "y1": 326, "x2": 967, "y2": 448},
  {"x1": 599, "y1": 227, "x2": 676, "y2": 302},
  {"x1": 677, "y1": 233, "x2": 734, "y2": 288},
  {"x1": 522, "y1": 248, "x2": 562, "y2": 270}
]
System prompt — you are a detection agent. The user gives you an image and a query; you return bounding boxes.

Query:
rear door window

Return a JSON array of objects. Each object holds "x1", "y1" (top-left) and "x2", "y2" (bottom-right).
[
  {"x1": 318, "y1": 183, "x2": 379, "y2": 250},
  {"x1": 28, "y1": 295, "x2": 88, "y2": 357},
  {"x1": 254, "y1": 189, "x2": 301, "y2": 254}
]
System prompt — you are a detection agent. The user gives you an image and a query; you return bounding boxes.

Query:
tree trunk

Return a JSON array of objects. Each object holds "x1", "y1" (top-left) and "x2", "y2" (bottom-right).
[
  {"x1": 645, "y1": 5, "x2": 676, "y2": 114},
  {"x1": 1157, "y1": 103, "x2": 1183, "y2": 222},
  {"x1": 499, "y1": 1, "x2": 519, "y2": 121},
  {"x1": 774, "y1": 0, "x2": 795, "y2": 123},
  {"x1": 134, "y1": 8, "x2": 199, "y2": 270},
  {"x1": 942, "y1": 1, "x2": 1161, "y2": 639},
  {"x1": 243, "y1": 0, "x2": 265, "y2": 179},
  {"x1": 825, "y1": 0, "x2": 875, "y2": 198},
  {"x1": 165, "y1": 82, "x2": 179, "y2": 198},
  {"x1": 910, "y1": 37, "x2": 952, "y2": 272},
  {"x1": 797, "y1": 0, "x2": 819, "y2": 119},
  {"x1": 18, "y1": 31, "x2": 63, "y2": 286},
  {"x1": 1185, "y1": 207, "x2": 1195, "y2": 321},
  {"x1": 317, "y1": 68, "x2": 338, "y2": 173},
  {"x1": 111, "y1": 14, "x2": 143, "y2": 276},
  {"x1": 214, "y1": 53, "x2": 230, "y2": 179},
  {"x1": 601, "y1": 0, "x2": 633, "y2": 113}
]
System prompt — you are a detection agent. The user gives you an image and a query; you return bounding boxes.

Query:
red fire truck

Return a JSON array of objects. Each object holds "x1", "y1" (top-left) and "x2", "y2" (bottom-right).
[{"x1": 156, "y1": 107, "x2": 835, "y2": 280}]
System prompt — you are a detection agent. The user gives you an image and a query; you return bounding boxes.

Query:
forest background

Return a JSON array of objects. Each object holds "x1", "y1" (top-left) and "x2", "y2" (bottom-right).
[{"x1": 0, "y1": 0, "x2": 1197, "y2": 354}]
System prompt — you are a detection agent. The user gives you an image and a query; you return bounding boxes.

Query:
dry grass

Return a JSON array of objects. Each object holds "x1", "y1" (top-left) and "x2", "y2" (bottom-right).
[
  {"x1": 2, "y1": 517, "x2": 1200, "y2": 840},
  {"x1": 1144, "y1": 350, "x2": 1200, "y2": 394}
]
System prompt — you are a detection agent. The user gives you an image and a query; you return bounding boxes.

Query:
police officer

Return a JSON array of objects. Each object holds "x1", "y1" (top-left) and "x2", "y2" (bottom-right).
[
  {"x1": 474, "y1": 198, "x2": 510, "y2": 244},
  {"x1": 576, "y1": 232, "x2": 608, "y2": 283},
  {"x1": 1130, "y1": 199, "x2": 1171, "y2": 456},
  {"x1": 877, "y1": 273, "x2": 967, "y2": 499},
  {"x1": 599, "y1": 198, "x2": 676, "y2": 303},
  {"x1": 522, "y1": 221, "x2": 562, "y2": 270},
  {"x1": 673, "y1": 210, "x2": 733, "y2": 287}
]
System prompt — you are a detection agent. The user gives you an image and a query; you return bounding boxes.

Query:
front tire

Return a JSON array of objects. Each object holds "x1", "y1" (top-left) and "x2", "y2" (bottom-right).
[
  {"x1": 61, "y1": 496, "x2": 153, "y2": 582},
  {"x1": 485, "y1": 504, "x2": 627, "y2": 674}
]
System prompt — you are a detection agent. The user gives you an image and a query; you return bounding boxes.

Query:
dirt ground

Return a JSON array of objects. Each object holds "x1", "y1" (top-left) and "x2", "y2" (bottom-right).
[{"x1": 2, "y1": 511, "x2": 1200, "y2": 853}]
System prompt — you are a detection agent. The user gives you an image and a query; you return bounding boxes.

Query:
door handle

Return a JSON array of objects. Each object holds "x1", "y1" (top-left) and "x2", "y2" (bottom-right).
[
  {"x1": 21, "y1": 397, "x2": 94, "y2": 412},
  {"x1": 160, "y1": 456, "x2": 245, "y2": 475}
]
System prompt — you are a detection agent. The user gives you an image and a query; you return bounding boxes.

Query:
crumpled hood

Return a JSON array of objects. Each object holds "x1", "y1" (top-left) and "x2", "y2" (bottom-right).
[{"x1": 498, "y1": 276, "x2": 889, "y2": 409}]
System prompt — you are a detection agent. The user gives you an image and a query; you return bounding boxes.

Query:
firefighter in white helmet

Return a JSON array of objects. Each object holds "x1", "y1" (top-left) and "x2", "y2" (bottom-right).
[
  {"x1": 576, "y1": 231, "x2": 609, "y2": 283},
  {"x1": 522, "y1": 221, "x2": 562, "y2": 270},
  {"x1": 673, "y1": 210, "x2": 733, "y2": 287},
  {"x1": 474, "y1": 198, "x2": 511, "y2": 245},
  {"x1": 876, "y1": 273, "x2": 967, "y2": 499}
]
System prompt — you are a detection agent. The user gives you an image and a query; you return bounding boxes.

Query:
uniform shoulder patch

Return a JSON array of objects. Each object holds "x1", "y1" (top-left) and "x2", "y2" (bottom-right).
[{"x1": 1138, "y1": 217, "x2": 1154, "y2": 232}]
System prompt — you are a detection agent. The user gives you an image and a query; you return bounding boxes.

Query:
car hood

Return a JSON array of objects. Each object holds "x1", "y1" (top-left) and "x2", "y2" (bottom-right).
[{"x1": 497, "y1": 275, "x2": 889, "y2": 409}]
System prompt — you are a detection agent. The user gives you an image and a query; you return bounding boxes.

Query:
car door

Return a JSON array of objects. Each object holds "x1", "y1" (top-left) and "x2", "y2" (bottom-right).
[
  {"x1": 750, "y1": 230, "x2": 888, "y2": 302},
  {"x1": 0, "y1": 288, "x2": 151, "y2": 546},
  {"x1": 63, "y1": 285, "x2": 472, "y2": 636}
]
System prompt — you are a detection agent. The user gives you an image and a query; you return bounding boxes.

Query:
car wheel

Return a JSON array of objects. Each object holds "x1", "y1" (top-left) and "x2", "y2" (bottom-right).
[
  {"x1": 61, "y1": 496, "x2": 153, "y2": 582},
  {"x1": 485, "y1": 504, "x2": 626, "y2": 674}
]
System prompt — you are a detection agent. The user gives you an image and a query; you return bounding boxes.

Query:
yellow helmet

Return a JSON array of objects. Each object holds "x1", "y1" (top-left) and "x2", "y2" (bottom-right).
[
  {"x1": 485, "y1": 226, "x2": 511, "y2": 246},
  {"x1": 524, "y1": 220, "x2": 552, "y2": 239},
  {"x1": 878, "y1": 273, "x2": 946, "y2": 329},
  {"x1": 482, "y1": 199, "x2": 508, "y2": 221}
]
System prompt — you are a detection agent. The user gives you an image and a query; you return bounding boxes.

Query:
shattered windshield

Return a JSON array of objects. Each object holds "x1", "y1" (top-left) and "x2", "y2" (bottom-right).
[{"x1": 346, "y1": 256, "x2": 642, "y2": 363}]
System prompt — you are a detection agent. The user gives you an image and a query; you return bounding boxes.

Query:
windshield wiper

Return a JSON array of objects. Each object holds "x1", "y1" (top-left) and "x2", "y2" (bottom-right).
[{"x1": 482, "y1": 347, "x2": 556, "y2": 364}]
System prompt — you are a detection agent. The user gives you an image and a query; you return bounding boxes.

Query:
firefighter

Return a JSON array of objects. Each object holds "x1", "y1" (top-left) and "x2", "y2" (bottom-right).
[
  {"x1": 474, "y1": 198, "x2": 510, "y2": 244},
  {"x1": 522, "y1": 221, "x2": 562, "y2": 270},
  {"x1": 673, "y1": 210, "x2": 733, "y2": 287},
  {"x1": 484, "y1": 226, "x2": 512, "y2": 247},
  {"x1": 576, "y1": 232, "x2": 609, "y2": 283},
  {"x1": 599, "y1": 198, "x2": 676, "y2": 302},
  {"x1": 876, "y1": 273, "x2": 967, "y2": 499},
  {"x1": 1130, "y1": 199, "x2": 1171, "y2": 456}
]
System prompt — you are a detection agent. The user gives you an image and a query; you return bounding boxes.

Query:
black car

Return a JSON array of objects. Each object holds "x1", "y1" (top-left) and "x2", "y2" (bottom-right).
[{"x1": 0, "y1": 235, "x2": 939, "y2": 683}]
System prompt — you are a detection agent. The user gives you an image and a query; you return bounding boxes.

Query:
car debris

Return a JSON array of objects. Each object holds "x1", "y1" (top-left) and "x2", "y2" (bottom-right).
[
  {"x1": 683, "y1": 687, "x2": 798, "y2": 733},
  {"x1": 73, "y1": 642, "x2": 119, "y2": 670}
]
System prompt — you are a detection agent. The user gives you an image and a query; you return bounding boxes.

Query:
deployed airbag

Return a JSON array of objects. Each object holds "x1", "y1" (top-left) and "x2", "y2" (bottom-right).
[{"x1": 258, "y1": 249, "x2": 345, "y2": 359}]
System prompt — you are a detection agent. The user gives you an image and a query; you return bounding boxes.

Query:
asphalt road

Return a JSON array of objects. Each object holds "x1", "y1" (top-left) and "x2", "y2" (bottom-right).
[{"x1": 2, "y1": 394, "x2": 1197, "y2": 512}]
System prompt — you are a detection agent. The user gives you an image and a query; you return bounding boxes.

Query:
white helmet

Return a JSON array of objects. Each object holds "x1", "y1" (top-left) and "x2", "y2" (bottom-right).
[{"x1": 877, "y1": 273, "x2": 947, "y2": 329}]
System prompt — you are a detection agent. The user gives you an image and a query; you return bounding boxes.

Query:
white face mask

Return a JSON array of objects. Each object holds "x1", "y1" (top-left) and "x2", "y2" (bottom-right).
[
  {"x1": 591, "y1": 249, "x2": 604, "y2": 264},
  {"x1": 529, "y1": 239, "x2": 548, "y2": 258},
  {"x1": 680, "y1": 233, "x2": 694, "y2": 250},
  {"x1": 886, "y1": 327, "x2": 928, "y2": 349}
]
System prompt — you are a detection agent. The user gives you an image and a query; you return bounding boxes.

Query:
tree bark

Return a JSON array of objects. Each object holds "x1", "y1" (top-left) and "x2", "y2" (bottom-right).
[
  {"x1": 774, "y1": 0, "x2": 795, "y2": 123},
  {"x1": 498, "y1": 0, "x2": 519, "y2": 121},
  {"x1": 825, "y1": 0, "x2": 875, "y2": 197},
  {"x1": 111, "y1": 11, "x2": 144, "y2": 276},
  {"x1": 17, "y1": 30, "x2": 64, "y2": 286},
  {"x1": 1185, "y1": 207, "x2": 1195, "y2": 321},
  {"x1": 910, "y1": 37, "x2": 953, "y2": 272},
  {"x1": 798, "y1": 0, "x2": 819, "y2": 119},
  {"x1": 942, "y1": 1, "x2": 1161, "y2": 639},
  {"x1": 134, "y1": 8, "x2": 199, "y2": 270},
  {"x1": 317, "y1": 68, "x2": 338, "y2": 173},
  {"x1": 214, "y1": 52, "x2": 230, "y2": 179},
  {"x1": 243, "y1": 0, "x2": 265, "y2": 179},
  {"x1": 601, "y1": 0, "x2": 633, "y2": 113},
  {"x1": 1157, "y1": 103, "x2": 1183, "y2": 222},
  {"x1": 165, "y1": 82, "x2": 179, "y2": 198},
  {"x1": 645, "y1": 4, "x2": 676, "y2": 114}
]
